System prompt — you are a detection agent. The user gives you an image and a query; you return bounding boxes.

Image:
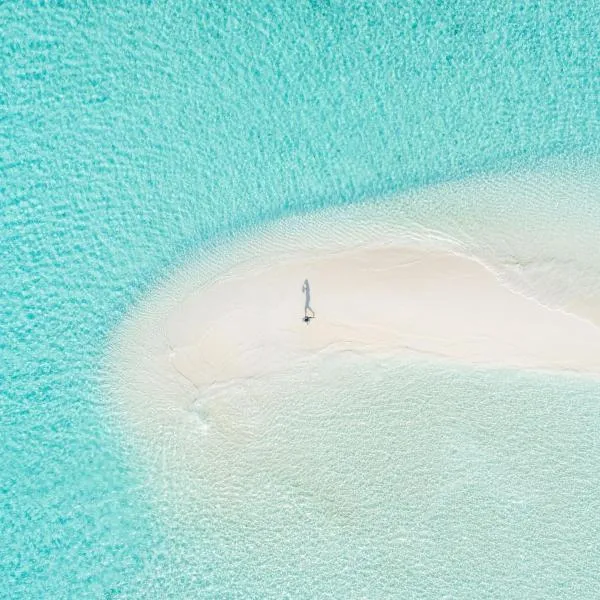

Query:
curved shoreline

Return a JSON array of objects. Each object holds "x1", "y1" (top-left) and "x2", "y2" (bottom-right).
[{"x1": 105, "y1": 163, "x2": 600, "y2": 450}]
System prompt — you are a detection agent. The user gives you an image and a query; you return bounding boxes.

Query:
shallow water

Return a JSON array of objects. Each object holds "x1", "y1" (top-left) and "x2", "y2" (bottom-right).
[
  {"x1": 149, "y1": 356, "x2": 600, "y2": 599},
  {"x1": 2, "y1": 1, "x2": 600, "y2": 597}
]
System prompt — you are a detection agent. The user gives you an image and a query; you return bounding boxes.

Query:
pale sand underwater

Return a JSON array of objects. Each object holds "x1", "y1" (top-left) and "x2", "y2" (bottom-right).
[{"x1": 103, "y1": 162, "x2": 600, "y2": 596}]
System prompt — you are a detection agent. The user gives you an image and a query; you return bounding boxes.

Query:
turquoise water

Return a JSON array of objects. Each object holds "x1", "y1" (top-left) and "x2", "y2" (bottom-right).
[{"x1": 2, "y1": 1, "x2": 599, "y2": 597}]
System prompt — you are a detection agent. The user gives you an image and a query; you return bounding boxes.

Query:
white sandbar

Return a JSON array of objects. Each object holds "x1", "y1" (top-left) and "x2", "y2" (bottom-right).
[{"x1": 166, "y1": 244, "x2": 600, "y2": 394}]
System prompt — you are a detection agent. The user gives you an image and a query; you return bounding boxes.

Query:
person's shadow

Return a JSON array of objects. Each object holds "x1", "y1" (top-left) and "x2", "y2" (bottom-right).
[{"x1": 302, "y1": 279, "x2": 315, "y2": 323}]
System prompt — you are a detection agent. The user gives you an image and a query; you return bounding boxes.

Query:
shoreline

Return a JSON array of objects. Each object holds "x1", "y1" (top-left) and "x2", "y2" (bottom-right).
[
  {"x1": 105, "y1": 162, "x2": 600, "y2": 447},
  {"x1": 106, "y1": 227, "x2": 600, "y2": 440}
]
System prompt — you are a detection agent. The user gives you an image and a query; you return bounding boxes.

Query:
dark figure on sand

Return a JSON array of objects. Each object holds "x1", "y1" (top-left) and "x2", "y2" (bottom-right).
[{"x1": 302, "y1": 279, "x2": 315, "y2": 323}]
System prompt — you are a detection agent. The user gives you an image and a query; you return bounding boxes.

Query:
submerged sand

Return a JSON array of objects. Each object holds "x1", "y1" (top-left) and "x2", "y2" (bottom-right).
[{"x1": 102, "y1": 166, "x2": 600, "y2": 593}]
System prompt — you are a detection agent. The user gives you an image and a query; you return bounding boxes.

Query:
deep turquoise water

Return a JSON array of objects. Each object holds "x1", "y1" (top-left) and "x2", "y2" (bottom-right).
[{"x1": 2, "y1": 1, "x2": 599, "y2": 597}]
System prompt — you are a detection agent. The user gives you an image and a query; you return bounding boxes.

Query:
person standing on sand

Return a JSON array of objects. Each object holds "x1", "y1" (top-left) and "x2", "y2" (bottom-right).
[{"x1": 302, "y1": 279, "x2": 315, "y2": 323}]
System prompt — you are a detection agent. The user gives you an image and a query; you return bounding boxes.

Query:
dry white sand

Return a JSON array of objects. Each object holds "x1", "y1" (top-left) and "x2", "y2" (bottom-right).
[{"x1": 163, "y1": 244, "x2": 600, "y2": 396}]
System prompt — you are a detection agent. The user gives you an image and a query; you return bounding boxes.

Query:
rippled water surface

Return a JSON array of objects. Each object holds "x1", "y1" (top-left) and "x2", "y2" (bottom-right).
[{"x1": 2, "y1": 1, "x2": 599, "y2": 597}]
